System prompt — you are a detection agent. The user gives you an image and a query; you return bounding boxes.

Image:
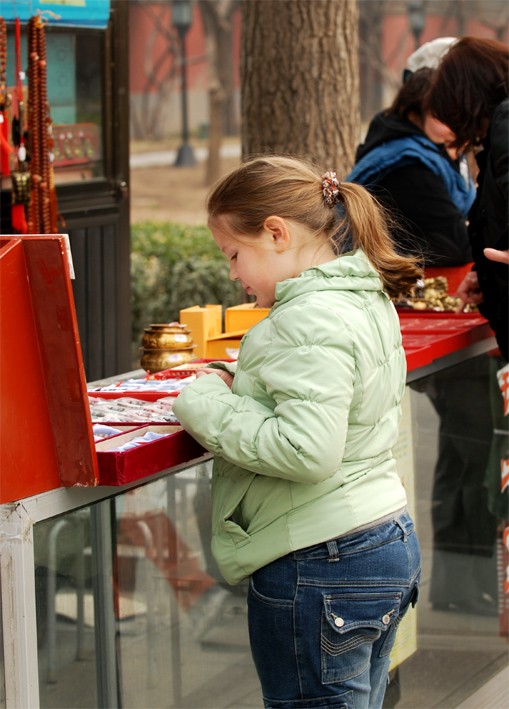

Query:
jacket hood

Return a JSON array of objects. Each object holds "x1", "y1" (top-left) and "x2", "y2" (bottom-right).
[
  {"x1": 356, "y1": 112, "x2": 424, "y2": 161},
  {"x1": 274, "y1": 250, "x2": 383, "y2": 307}
]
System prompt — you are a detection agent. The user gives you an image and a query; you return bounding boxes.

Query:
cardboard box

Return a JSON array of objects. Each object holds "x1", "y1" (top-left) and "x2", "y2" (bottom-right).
[{"x1": 95, "y1": 424, "x2": 205, "y2": 486}]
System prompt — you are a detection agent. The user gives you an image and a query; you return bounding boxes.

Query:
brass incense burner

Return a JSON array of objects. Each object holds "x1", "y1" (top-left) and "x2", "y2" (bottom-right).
[
  {"x1": 140, "y1": 322, "x2": 196, "y2": 373},
  {"x1": 142, "y1": 323, "x2": 194, "y2": 349}
]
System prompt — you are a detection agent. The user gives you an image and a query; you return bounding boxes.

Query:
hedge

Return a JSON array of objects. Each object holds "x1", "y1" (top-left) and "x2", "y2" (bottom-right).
[{"x1": 131, "y1": 221, "x2": 243, "y2": 364}]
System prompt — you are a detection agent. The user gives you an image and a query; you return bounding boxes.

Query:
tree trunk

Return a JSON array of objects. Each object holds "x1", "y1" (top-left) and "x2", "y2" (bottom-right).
[
  {"x1": 199, "y1": 0, "x2": 239, "y2": 185},
  {"x1": 241, "y1": 0, "x2": 359, "y2": 177}
]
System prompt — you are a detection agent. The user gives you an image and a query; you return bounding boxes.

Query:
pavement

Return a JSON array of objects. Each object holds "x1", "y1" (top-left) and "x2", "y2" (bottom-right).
[{"x1": 130, "y1": 142, "x2": 241, "y2": 169}]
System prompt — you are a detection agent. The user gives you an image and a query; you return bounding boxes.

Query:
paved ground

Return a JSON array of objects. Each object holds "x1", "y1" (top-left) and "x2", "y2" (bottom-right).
[{"x1": 130, "y1": 142, "x2": 241, "y2": 226}]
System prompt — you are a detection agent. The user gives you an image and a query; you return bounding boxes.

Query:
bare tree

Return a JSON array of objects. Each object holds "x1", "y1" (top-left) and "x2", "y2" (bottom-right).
[
  {"x1": 199, "y1": 0, "x2": 239, "y2": 184},
  {"x1": 131, "y1": 1, "x2": 180, "y2": 140},
  {"x1": 240, "y1": 0, "x2": 359, "y2": 176}
]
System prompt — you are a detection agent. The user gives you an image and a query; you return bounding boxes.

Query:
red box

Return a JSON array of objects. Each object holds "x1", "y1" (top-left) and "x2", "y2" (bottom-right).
[
  {"x1": 88, "y1": 390, "x2": 181, "y2": 401},
  {"x1": 0, "y1": 235, "x2": 99, "y2": 503},
  {"x1": 153, "y1": 358, "x2": 235, "y2": 379},
  {"x1": 0, "y1": 235, "x2": 208, "y2": 503},
  {"x1": 95, "y1": 424, "x2": 205, "y2": 486},
  {"x1": 398, "y1": 311, "x2": 495, "y2": 372}
]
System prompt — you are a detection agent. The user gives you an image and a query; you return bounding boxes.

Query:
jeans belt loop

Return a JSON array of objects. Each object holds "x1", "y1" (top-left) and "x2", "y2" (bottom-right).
[
  {"x1": 394, "y1": 517, "x2": 408, "y2": 542},
  {"x1": 326, "y1": 539, "x2": 340, "y2": 561}
]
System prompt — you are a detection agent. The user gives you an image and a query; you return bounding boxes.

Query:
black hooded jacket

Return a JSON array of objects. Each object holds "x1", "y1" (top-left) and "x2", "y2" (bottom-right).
[{"x1": 353, "y1": 111, "x2": 473, "y2": 267}]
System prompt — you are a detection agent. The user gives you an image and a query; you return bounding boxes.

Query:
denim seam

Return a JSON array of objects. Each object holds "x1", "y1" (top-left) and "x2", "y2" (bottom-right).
[{"x1": 295, "y1": 564, "x2": 305, "y2": 700}]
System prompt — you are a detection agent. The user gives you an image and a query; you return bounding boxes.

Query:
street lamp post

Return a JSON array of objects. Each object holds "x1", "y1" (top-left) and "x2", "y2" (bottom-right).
[
  {"x1": 408, "y1": 0, "x2": 425, "y2": 50},
  {"x1": 172, "y1": 0, "x2": 196, "y2": 167}
]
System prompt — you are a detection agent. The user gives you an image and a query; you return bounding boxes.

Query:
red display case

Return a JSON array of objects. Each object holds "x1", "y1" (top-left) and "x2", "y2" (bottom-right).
[
  {"x1": 398, "y1": 310, "x2": 496, "y2": 372},
  {"x1": 0, "y1": 236, "x2": 205, "y2": 504}
]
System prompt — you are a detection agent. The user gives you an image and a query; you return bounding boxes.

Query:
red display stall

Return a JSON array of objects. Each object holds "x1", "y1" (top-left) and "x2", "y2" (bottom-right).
[
  {"x1": 0, "y1": 235, "x2": 99, "y2": 502},
  {"x1": 0, "y1": 235, "x2": 204, "y2": 504}
]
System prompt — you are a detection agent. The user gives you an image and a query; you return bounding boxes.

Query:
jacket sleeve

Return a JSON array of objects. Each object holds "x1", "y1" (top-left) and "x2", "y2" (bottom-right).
[
  {"x1": 172, "y1": 302, "x2": 356, "y2": 484},
  {"x1": 490, "y1": 102, "x2": 509, "y2": 248}
]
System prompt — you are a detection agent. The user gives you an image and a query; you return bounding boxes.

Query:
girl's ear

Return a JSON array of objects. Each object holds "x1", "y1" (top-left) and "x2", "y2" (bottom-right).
[{"x1": 263, "y1": 216, "x2": 291, "y2": 252}]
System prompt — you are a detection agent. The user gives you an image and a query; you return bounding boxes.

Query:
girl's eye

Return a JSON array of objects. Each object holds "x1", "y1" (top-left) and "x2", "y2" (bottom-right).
[{"x1": 230, "y1": 253, "x2": 237, "y2": 261}]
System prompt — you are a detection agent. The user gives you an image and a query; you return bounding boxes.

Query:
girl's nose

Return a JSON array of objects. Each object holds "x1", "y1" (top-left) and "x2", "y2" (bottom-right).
[{"x1": 229, "y1": 262, "x2": 239, "y2": 281}]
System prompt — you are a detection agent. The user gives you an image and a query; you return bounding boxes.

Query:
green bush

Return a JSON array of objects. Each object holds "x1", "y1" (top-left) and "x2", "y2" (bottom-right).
[{"x1": 131, "y1": 221, "x2": 243, "y2": 364}]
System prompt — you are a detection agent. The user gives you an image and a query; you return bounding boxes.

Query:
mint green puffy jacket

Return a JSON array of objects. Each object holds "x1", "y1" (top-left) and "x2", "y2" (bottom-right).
[{"x1": 173, "y1": 250, "x2": 408, "y2": 584}]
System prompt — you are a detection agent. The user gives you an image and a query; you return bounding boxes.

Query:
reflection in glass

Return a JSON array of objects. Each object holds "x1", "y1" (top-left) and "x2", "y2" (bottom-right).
[
  {"x1": 0, "y1": 573, "x2": 5, "y2": 709},
  {"x1": 35, "y1": 507, "x2": 97, "y2": 707},
  {"x1": 385, "y1": 356, "x2": 508, "y2": 708},
  {"x1": 112, "y1": 462, "x2": 260, "y2": 707}
]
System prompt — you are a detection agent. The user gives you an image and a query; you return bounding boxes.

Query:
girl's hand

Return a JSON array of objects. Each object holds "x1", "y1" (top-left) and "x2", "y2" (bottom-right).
[
  {"x1": 484, "y1": 248, "x2": 509, "y2": 265},
  {"x1": 195, "y1": 368, "x2": 234, "y2": 389},
  {"x1": 455, "y1": 271, "x2": 484, "y2": 312}
]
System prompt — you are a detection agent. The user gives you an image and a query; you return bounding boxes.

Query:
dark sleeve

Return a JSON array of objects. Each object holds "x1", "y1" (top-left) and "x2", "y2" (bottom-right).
[
  {"x1": 489, "y1": 103, "x2": 509, "y2": 249},
  {"x1": 372, "y1": 164, "x2": 473, "y2": 267}
]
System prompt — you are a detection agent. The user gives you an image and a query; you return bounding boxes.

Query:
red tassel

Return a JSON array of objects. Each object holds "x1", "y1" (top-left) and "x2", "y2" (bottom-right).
[{"x1": 11, "y1": 204, "x2": 28, "y2": 233}]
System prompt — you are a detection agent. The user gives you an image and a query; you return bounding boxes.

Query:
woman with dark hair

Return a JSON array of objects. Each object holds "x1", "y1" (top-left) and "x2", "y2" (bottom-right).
[
  {"x1": 347, "y1": 64, "x2": 475, "y2": 268},
  {"x1": 350, "y1": 39, "x2": 500, "y2": 618},
  {"x1": 423, "y1": 36, "x2": 509, "y2": 613},
  {"x1": 427, "y1": 36, "x2": 509, "y2": 361}
]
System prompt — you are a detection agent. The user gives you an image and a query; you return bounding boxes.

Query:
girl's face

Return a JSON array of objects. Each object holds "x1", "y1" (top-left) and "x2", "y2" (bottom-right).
[{"x1": 209, "y1": 216, "x2": 303, "y2": 308}]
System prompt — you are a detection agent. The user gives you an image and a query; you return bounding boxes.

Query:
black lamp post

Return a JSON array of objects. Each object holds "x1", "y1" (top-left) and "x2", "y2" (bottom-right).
[
  {"x1": 172, "y1": 0, "x2": 196, "y2": 166},
  {"x1": 408, "y1": 0, "x2": 425, "y2": 50}
]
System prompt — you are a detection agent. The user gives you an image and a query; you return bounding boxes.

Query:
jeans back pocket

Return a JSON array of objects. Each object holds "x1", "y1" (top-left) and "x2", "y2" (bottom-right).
[{"x1": 321, "y1": 591, "x2": 402, "y2": 684}]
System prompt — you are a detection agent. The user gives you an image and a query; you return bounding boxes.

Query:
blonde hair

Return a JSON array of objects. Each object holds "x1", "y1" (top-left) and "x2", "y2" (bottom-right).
[{"x1": 207, "y1": 155, "x2": 422, "y2": 298}]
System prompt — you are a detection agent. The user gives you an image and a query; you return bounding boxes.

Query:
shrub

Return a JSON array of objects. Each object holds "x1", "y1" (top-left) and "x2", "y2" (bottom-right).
[{"x1": 131, "y1": 221, "x2": 243, "y2": 364}]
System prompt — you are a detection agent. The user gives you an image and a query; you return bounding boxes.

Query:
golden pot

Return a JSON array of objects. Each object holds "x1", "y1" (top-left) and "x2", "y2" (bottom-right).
[
  {"x1": 140, "y1": 347, "x2": 196, "y2": 373},
  {"x1": 142, "y1": 323, "x2": 193, "y2": 350}
]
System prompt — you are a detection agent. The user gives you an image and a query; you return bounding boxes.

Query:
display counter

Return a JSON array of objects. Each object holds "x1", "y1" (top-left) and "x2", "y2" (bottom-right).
[
  {"x1": 0, "y1": 238, "x2": 507, "y2": 707},
  {"x1": 2, "y1": 323, "x2": 508, "y2": 708}
]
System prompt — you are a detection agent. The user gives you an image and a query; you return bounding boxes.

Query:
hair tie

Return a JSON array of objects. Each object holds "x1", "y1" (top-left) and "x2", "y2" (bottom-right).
[{"x1": 322, "y1": 171, "x2": 341, "y2": 208}]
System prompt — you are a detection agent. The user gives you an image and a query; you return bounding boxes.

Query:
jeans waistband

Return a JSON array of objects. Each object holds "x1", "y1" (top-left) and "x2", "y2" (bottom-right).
[
  {"x1": 332, "y1": 507, "x2": 407, "y2": 542},
  {"x1": 290, "y1": 508, "x2": 410, "y2": 560}
]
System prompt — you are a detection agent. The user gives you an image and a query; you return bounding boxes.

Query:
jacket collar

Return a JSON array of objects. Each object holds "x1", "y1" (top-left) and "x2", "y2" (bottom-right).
[{"x1": 273, "y1": 250, "x2": 384, "y2": 309}]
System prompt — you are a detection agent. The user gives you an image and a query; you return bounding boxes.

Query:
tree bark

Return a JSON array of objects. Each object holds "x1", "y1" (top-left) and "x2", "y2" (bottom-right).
[
  {"x1": 241, "y1": 0, "x2": 359, "y2": 177},
  {"x1": 199, "y1": 0, "x2": 239, "y2": 185}
]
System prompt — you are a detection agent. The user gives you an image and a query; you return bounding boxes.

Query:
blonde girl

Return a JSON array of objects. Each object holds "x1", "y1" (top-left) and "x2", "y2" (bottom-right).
[{"x1": 173, "y1": 155, "x2": 422, "y2": 709}]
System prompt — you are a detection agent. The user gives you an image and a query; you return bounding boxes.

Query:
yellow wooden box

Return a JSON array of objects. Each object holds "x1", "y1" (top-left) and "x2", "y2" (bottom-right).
[
  {"x1": 205, "y1": 329, "x2": 246, "y2": 359},
  {"x1": 179, "y1": 304, "x2": 222, "y2": 358},
  {"x1": 225, "y1": 303, "x2": 270, "y2": 332}
]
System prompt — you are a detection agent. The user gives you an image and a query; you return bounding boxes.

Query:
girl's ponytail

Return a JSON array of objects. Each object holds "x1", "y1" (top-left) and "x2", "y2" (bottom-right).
[
  {"x1": 207, "y1": 155, "x2": 422, "y2": 300},
  {"x1": 333, "y1": 181, "x2": 423, "y2": 298}
]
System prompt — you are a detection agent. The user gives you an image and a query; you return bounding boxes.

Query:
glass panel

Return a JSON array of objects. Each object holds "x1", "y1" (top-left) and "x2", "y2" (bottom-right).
[
  {"x1": 384, "y1": 353, "x2": 509, "y2": 708},
  {"x1": 114, "y1": 461, "x2": 262, "y2": 708},
  {"x1": 0, "y1": 573, "x2": 5, "y2": 709},
  {"x1": 30, "y1": 357, "x2": 508, "y2": 707},
  {"x1": 33, "y1": 462, "x2": 262, "y2": 708},
  {"x1": 35, "y1": 507, "x2": 98, "y2": 708},
  {"x1": 5, "y1": 28, "x2": 104, "y2": 185}
]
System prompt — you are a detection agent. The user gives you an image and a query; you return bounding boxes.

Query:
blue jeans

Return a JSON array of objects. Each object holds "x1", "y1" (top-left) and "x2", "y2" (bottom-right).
[{"x1": 247, "y1": 511, "x2": 421, "y2": 709}]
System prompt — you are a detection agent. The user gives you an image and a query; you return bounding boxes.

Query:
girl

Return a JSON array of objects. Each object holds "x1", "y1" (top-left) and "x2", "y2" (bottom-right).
[{"x1": 173, "y1": 156, "x2": 422, "y2": 709}]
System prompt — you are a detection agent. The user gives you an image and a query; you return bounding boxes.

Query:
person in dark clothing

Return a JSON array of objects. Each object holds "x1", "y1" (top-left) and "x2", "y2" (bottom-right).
[
  {"x1": 428, "y1": 36, "x2": 509, "y2": 533},
  {"x1": 347, "y1": 66, "x2": 475, "y2": 268},
  {"x1": 427, "y1": 37, "x2": 509, "y2": 362},
  {"x1": 349, "y1": 41, "x2": 499, "y2": 617}
]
